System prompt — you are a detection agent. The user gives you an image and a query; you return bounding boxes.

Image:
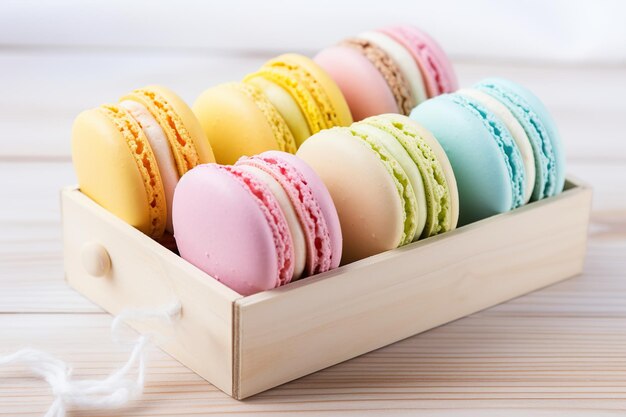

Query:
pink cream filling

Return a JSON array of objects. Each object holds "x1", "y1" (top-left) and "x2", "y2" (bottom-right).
[{"x1": 220, "y1": 165, "x2": 294, "y2": 287}]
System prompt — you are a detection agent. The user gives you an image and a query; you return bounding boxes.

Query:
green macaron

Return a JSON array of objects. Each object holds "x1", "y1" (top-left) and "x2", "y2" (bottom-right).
[{"x1": 296, "y1": 114, "x2": 459, "y2": 264}]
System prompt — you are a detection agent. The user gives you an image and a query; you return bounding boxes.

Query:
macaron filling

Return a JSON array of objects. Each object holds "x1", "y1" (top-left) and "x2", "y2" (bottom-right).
[
  {"x1": 120, "y1": 100, "x2": 179, "y2": 233},
  {"x1": 271, "y1": 55, "x2": 347, "y2": 128},
  {"x1": 245, "y1": 76, "x2": 312, "y2": 147},
  {"x1": 238, "y1": 155, "x2": 334, "y2": 275},
  {"x1": 99, "y1": 104, "x2": 166, "y2": 237},
  {"x1": 220, "y1": 165, "x2": 294, "y2": 287},
  {"x1": 446, "y1": 94, "x2": 526, "y2": 210},
  {"x1": 237, "y1": 164, "x2": 306, "y2": 280},
  {"x1": 476, "y1": 81, "x2": 557, "y2": 200},
  {"x1": 363, "y1": 115, "x2": 453, "y2": 237},
  {"x1": 342, "y1": 38, "x2": 415, "y2": 115},
  {"x1": 458, "y1": 88, "x2": 536, "y2": 203},
  {"x1": 351, "y1": 122, "x2": 427, "y2": 240},
  {"x1": 125, "y1": 88, "x2": 200, "y2": 175},
  {"x1": 246, "y1": 66, "x2": 326, "y2": 134},
  {"x1": 346, "y1": 126, "x2": 418, "y2": 246},
  {"x1": 359, "y1": 31, "x2": 428, "y2": 104}
]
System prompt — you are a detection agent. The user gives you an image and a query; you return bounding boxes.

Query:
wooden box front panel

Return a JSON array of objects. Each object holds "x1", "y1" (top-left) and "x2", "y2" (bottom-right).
[{"x1": 233, "y1": 180, "x2": 592, "y2": 399}]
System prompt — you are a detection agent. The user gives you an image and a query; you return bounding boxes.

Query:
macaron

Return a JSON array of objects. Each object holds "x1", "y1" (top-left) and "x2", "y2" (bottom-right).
[
  {"x1": 296, "y1": 114, "x2": 458, "y2": 264},
  {"x1": 410, "y1": 92, "x2": 527, "y2": 225},
  {"x1": 457, "y1": 87, "x2": 536, "y2": 203},
  {"x1": 72, "y1": 85, "x2": 215, "y2": 238},
  {"x1": 314, "y1": 26, "x2": 457, "y2": 121},
  {"x1": 193, "y1": 54, "x2": 352, "y2": 165},
  {"x1": 474, "y1": 78, "x2": 566, "y2": 200},
  {"x1": 173, "y1": 151, "x2": 342, "y2": 295},
  {"x1": 245, "y1": 54, "x2": 353, "y2": 142},
  {"x1": 379, "y1": 25, "x2": 458, "y2": 98},
  {"x1": 358, "y1": 31, "x2": 428, "y2": 106},
  {"x1": 191, "y1": 82, "x2": 297, "y2": 166}
]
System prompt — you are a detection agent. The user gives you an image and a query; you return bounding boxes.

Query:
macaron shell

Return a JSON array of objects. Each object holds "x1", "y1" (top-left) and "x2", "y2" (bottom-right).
[
  {"x1": 351, "y1": 122, "x2": 426, "y2": 240},
  {"x1": 237, "y1": 164, "x2": 307, "y2": 280},
  {"x1": 363, "y1": 114, "x2": 457, "y2": 236},
  {"x1": 410, "y1": 96, "x2": 517, "y2": 225},
  {"x1": 314, "y1": 45, "x2": 398, "y2": 121},
  {"x1": 147, "y1": 85, "x2": 215, "y2": 165},
  {"x1": 237, "y1": 153, "x2": 334, "y2": 274},
  {"x1": 260, "y1": 151, "x2": 343, "y2": 269},
  {"x1": 358, "y1": 31, "x2": 428, "y2": 104},
  {"x1": 452, "y1": 94, "x2": 525, "y2": 210},
  {"x1": 341, "y1": 38, "x2": 415, "y2": 116},
  {"x1": 122, "y1": 85, "x2": 215, "y2": 173},
  {"x1": 276, "y1": 53, "x2": 353, "y2": 128},
  {"x1": 72, "y1": 107, "x2": 166, "y2": 236},
  {"x1": 458, "y1": 88, "x2": 536, "y2": 203},
  {"x1": 192, "y1": 83, "x2": 287, "y2": 165},
  {"x1": 246, "y1": 76, "x2": 312, "y2": 147},
  {"x1": 476, "y1": 78, "x2": 565, "y2": 199},
  {"x1": 119, "y1": 99, "x2": 179, "y2": 233},
  {"x1": 297, "y1": 129, "x2": 405, "y2": 264},
  {"x1": 404, "y1": 117, "x2": 460, "y2": 231},
  {"x1": 380, "y1": 26, "x2": 458, "y2": 97},
  {"x1": 173, "y1": 164, "x2": 288, "y2": 295}
]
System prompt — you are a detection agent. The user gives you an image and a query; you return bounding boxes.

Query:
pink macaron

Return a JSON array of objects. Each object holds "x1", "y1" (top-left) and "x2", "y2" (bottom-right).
[
  {"x1": 379, "y1": 25, "x2": 458, "y2": 97},
  {"x1": 173, "y1": 151, "x2": 342, "y2": 295},
  {"x1": 314, "y1": 45, "x2": 399, "y2": 121},
  {"x1": 314, "y1": 25, "x2": 457, "y2": 121}
]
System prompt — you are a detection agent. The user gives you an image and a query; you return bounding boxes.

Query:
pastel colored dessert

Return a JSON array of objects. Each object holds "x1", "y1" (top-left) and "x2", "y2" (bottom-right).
[
  {"x1": 193, "y1": 54, "x2": 352, "y2": 165},
  {"x1": 379, "y1": 25, "x2": 458, "y2": 98},
  {"x1": 245, "y1": 54, "x2": 353, "y2": 144},
  {"x1": 173, "y1": 151, "x2": 342, "y2": 295},
  {"x1": 297, "y1": 114, "x2": 458, "y2": 264},
  {"x1": 192, "y1": 82, "x2": 297, "y2": 166},
  {"x1": 72, "y1": 85, "x2": 215, "y2": 238},
  {"x1": 410, "y1": 93, "x2": 525, "y2": 225},
  {"x1": 410, "y1": 79, "x2": 565, "y2": 225},
  {"x1": 314, "y1": 25, "x2": 457, "y2": 121},
  {"x1": 474, "y1": 78, "x2": 566, "y2": 201},
  {"x1": 457, "y1": 87, "x2": 536, "y2": 203}
]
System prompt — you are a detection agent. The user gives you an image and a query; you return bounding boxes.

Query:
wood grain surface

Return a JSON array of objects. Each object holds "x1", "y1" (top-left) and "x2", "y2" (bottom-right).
[{"x1": 1, "y1": 46, "x2": 625, "y2": 415}]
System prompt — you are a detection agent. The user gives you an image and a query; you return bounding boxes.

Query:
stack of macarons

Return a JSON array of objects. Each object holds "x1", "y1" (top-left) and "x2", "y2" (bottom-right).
[
  {"x1": 71, "y1": 85, "x2": 215, "y2": 239},
  {"x1": 410, "y1": 78, "x2": 566, "y2": 225},
  {"x1": 315, "y1": 25, "x2": 458, "y2": 121},
  {"x1": 193, "y1": 53, "x2": 353, "y2": 165},
  {"x1": 296, "y1": 114, "x2": 459, "y2": 263},
  {"x1": 173, "y1": 151, "x2": 342, "y2": 295}
]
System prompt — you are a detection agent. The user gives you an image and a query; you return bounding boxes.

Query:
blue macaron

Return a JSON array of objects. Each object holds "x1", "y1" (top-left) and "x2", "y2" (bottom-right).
[
  {"x1": 475, "y1": 78, "x2": 566, "y2": 201},
  {"x1": 410, "y1": 92, "x2": 526, "y2": 225}
]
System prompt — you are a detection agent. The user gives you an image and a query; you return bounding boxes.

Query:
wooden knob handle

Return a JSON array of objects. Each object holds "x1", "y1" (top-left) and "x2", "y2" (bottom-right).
[{"x1": 80, "y1": 242, "x2": 111, "y2": 277}]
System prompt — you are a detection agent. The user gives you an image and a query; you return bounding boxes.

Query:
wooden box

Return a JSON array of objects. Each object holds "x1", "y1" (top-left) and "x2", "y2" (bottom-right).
[{"x1": 62, "y1": 178, "x2": 592, "y2": 399}]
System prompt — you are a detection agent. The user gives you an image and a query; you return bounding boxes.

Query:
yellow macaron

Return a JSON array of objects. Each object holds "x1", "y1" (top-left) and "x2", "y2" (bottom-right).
[
  {"x1": 192, "y1": 82, "x2": 297, "y2": 165},
  {"x1": 72, "y1": 85, "x2": 215, "y2": 238},
  {"x1": 193, "y1": 54, "x2": 352, "y2": 165}
]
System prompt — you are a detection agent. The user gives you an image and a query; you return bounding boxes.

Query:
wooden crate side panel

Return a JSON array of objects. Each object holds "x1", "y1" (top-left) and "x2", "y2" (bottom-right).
[
  {"x1": 234, "y1": 184, "x2": 592, "y2": 398},
  {"x1": 62, "y1": 189, "x2": 240, "y2": 395}
]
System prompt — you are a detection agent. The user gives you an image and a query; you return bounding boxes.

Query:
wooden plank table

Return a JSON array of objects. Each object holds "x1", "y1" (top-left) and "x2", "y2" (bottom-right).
[{"x1": 1, "y1": 48, "x2": 625, "y2": 415}]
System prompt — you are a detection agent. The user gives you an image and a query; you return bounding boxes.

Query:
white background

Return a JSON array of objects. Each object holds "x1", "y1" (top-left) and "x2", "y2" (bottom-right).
[{"x1": 2, "y1": 0, "x2": 626, "y2": 63}]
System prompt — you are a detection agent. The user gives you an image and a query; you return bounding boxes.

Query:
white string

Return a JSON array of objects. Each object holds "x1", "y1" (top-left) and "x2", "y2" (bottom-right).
[{"x1": 0, "y1": 300, "x2": 182, "y2": 417}]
